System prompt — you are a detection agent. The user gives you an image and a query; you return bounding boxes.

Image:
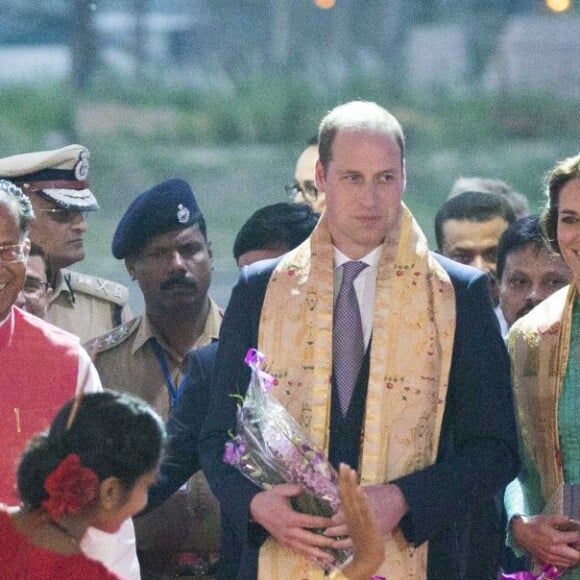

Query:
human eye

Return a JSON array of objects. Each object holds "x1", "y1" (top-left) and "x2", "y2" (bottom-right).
[
  {"x1": 508, "y1": 275, "x2": 528, "y2": 289},
  {"x1": 0, "y1": 243, "x2": 24, "y2": 262},
  {"x1": 147, "y1": 247, "x2": 169, "y2": 260},
  {"x1": 377, "y1": 172, "x2": 394, "y2": 183},
  {"x1": 548, "y1": 276, "x2": 569, "y2": 288},
  {"x1": 343, "y1": 172, "x2": 361, "y2": 183},
  {"x1": 450, "y1": 251, "x2": 471, "y2": 264},
  {"x1": 51, "y1": 210, "x2": 72, "y2": 224},
  {"x1": 559, "y1": 213, "x2": 579, "y2": 225},
  {"x1": 483, "y1": 248, "x2": 498, "y2": 263},
  {"x1": 179, "y1": 243, "x2": 201, "y2": 258},
  {"x1": 302, "y1": 181, "x2": 318, "y2": 197},
  {"x1": 23, "y1": 277, "x2": 42, "y2": 292},
  {"x1": 285, "y1": 182, "x2": 301, "y2": 197}
]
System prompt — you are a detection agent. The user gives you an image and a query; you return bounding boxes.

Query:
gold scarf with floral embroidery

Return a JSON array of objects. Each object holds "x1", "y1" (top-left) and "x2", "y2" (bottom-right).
[
  {"x1": 256, "y1": 205, "x2": 456, "y2": 580},
  {"x1": 508, "y1": 284, "x2": 575, "y2": 504}
]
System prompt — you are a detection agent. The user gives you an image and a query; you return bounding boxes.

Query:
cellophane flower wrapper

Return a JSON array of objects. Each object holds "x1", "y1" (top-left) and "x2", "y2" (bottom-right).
[
  {"x1": 501, "y1": 564, "x2": 563, "y2": 579},
  {"x1": 224, "y1": 349, "x2": 350, "y2": 566}
]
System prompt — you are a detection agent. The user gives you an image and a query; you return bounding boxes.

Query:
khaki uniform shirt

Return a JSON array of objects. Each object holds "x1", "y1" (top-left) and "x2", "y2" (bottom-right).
[
  {"x1": 46, "y1": 269, "x2": 132, "y2": 343},
  {"x1": 87, "y1": 297, "x2": 223, "y2": 556}
]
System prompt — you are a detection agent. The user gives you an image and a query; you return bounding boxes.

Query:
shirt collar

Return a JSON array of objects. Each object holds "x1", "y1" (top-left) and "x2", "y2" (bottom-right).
[
  {"x1": 0, "y1": 306, "x2": 15, "y2": 350},
  {"x1": 49, "y1": 268, "x2": 71, "y2": 302},
  {"x1": 333, "y1": 245, "x2": 383, "y2": 270},
  {"x1": 132, "y1": 314, "x2": 182, "y2": 362},
  {"x1": 197, "y1": 297, "x2": 223, "y2": 345},
  {"x1": 133, "y1": 296, "x2": 223, "y2": 361}
]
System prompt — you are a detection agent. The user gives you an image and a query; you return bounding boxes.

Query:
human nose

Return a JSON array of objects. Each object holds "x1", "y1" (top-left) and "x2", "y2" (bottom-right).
[
  {"x1": 167, "y1": 250, "x2": 187, "y2": 272},
  {"x1": 15, "y1": 290, "x2": 26, "y2": 309},
  {"x1": 359, "y1": 182, "x2": 378, "y2": 208},
  {"x1": 528, "y1": 282, "x2": 549, "y2": 304},
  {"x1": 70, "y1": 212, "x2": 88, "y2": 233},
  {"x1": 470, "y1": 255, "x2": 488, "y2": 272}
]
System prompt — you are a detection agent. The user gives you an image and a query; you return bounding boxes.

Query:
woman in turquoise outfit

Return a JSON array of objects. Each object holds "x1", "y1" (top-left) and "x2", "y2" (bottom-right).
[{"x1": 505, "y1": 153, "x2": 580, "y2": 577}]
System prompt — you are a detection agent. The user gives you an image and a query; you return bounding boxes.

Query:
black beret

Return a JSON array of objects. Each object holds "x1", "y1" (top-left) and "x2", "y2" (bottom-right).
[{"x1": 112, "y1": 178, "x2": 203, "y2": 259}]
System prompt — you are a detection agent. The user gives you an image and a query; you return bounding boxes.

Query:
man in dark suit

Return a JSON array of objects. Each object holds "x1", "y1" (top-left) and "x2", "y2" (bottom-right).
[
  {"x1": 199, "y1": 101, "x2": 520, "y2": 580},
  {"x1": 144, "y1": 202, "x2": 323, "y2": 578},
  {"x1": 148, "y1": 342, "x2": 218, "y2": 510},
  {"x1": 144, "y1": 342, "x2": 225, "y2": 577}
]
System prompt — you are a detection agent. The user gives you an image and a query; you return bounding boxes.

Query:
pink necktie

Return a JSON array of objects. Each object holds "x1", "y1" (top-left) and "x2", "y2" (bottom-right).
[{"x1": 333, "y1": 261, "x2": 368, "y2": 416}]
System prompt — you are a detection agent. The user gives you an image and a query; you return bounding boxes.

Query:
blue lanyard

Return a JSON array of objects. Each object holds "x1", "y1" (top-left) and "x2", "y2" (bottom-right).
[{"x1": 150, "y1": 338, "x2": 188, "y2": 407}]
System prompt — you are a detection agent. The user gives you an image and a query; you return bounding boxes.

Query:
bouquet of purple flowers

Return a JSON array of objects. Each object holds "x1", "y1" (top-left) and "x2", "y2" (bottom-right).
[{"x1": 224, "y1": 348, "x2": 347, "y2": 563}]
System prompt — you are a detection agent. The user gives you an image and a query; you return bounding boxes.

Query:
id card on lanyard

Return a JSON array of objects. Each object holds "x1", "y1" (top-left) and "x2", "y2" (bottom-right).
[{"x1": 150, "y1": 338, "x2": 189, "y2": 407}]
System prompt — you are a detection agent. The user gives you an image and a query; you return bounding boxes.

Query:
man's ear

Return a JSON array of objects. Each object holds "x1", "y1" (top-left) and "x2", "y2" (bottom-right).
[
  {"x1": 206, "y1": 240, "x2": 213, "y2": 261},
  {"x1": 98, "y1": 476, "x2": 125, "y2": 511},
  {"x1": 315, "y1": 159, "x2": 325, "y2": 194},
  {"x1": 125, "y1": 257, "x2": 136, "y2": 281},
  {"x1": 22, "y1": 238, "x2": 31, "y2": 259},
  {"x1": 45, "y1": 286, "x2": 54, "y2": 302}
]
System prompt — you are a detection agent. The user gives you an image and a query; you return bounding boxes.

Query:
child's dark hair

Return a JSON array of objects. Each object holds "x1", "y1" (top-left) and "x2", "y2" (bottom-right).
[{"x1": 17, "y1": 390, "x2": 165, "y2": 509}]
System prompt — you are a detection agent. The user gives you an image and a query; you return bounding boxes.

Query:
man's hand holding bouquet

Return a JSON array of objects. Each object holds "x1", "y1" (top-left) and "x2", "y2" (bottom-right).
[{"x1": 223, "y1": 349, "x2": 386, "y2": 577}]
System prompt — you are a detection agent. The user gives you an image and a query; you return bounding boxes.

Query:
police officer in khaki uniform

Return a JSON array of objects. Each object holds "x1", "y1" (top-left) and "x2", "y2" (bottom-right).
[
  {"x1": 86, "y1": 178, "x2": 223, "y2": 579},
  {"x1": 0, "y1": 145, "x2": 131, "y2": 342}
]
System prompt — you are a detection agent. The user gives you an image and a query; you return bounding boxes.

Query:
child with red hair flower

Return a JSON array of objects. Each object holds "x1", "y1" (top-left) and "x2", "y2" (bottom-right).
[{"x1": 0, "y1": 391, "x2": 165, "y2": 579}]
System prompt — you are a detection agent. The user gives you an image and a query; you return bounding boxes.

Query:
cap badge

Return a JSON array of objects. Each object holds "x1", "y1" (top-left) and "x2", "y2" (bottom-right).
[
  {"x1": 177, "y1": 203, "x2": 190, "y2": 224},
  {"x1": 74, "y1": 150, "x2": 90, "y2": 181}
]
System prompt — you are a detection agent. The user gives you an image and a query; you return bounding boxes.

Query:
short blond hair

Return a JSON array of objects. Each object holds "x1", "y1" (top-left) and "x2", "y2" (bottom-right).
[{"x1": 318, "y1": 101, "x2": 405, "y2": 172}]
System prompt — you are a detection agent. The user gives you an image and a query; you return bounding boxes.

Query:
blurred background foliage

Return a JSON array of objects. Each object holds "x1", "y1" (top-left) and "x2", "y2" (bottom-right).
[{"x1": 0, "y1": 0, "x2": 578, "y2": 308}]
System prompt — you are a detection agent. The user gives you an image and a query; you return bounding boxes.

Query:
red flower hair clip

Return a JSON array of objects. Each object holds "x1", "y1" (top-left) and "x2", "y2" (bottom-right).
[{"x1": 42, "y1": 453, "x2": 100, "y2": 520}]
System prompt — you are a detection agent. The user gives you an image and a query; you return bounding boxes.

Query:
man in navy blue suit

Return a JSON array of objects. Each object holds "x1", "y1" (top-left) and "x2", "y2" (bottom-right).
[{"x1": 199, "y1": 101, "x2": 520, "y2": 579}]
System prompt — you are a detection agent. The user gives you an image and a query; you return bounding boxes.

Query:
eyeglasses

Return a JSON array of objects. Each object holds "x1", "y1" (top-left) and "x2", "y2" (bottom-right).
[
  {"x1": 22, "y1": 276, "x2": 51, "y2": 296},
  {"x1": 285, "y1": 181, "x2": 319, "y2": 201},
  {"x1": 38, "y1": 208, "x2": 88, "y2": 224},
  {"x1": 0, "y1": 243, "x2": 26, "y2": 263}
]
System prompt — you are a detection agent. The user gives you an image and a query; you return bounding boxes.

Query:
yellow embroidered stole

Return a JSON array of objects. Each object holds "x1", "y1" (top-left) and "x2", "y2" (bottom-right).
[
  {"x1": 256, "y1": 206, "x2": 456, "y2": 580},
  {"x1": 508, "y1": 284, "x2": 575, "y2": 504}
]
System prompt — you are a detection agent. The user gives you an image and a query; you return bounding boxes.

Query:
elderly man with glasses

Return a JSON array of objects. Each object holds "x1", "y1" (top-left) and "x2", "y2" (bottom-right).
[
  {"x1": 0, "y1": 177, "x2": 101, "y2": 496},
  {"x1": 0, "y1": 179, "x2": 142, "y2": 580},
  {"x1": 0, "y1": 145, "x2": 131, "y2": 342}
]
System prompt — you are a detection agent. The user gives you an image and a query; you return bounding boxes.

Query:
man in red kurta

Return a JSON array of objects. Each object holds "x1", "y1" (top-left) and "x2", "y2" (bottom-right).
[
  {"x1": 0, "y1": 177, "x2": 101, "y2": 501},
  {"x1": 0, "y1": 305, "x2": 99, "y2": 500},
  {"x1": 0, "y1": 179, "x2": 142, "y2": 580}
]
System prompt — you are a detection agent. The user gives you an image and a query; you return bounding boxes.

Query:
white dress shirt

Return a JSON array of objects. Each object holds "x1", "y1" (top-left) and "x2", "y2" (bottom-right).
[{"x1": 333, "y1": 246, "x2": 383, "y2": 349}]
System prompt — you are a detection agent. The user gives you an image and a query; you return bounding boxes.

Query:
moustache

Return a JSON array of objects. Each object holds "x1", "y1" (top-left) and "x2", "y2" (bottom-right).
[{"x1": 160, "y1": 276, "x2": 197, "y2": 291}]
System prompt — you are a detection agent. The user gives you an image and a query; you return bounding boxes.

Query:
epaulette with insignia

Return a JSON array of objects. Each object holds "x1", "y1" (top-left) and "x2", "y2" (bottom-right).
[
  {"x1": 84, "y1": 316, "x2": 141, "y2": 355},
  {"x1": 62, "y1": 269, "x2": 129, "y2": 306}
]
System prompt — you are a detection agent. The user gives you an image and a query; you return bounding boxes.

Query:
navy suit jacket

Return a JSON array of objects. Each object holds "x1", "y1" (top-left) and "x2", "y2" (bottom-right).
[
  {"x1": 147, "y1": 341, "x2": 219, "y2": 511},
  {"x1": 199, "y1": 254, "x2": 520, "y2": 580},
  {"x1": 144, "y1": 341, "x2": 244, "y2": 577}
]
